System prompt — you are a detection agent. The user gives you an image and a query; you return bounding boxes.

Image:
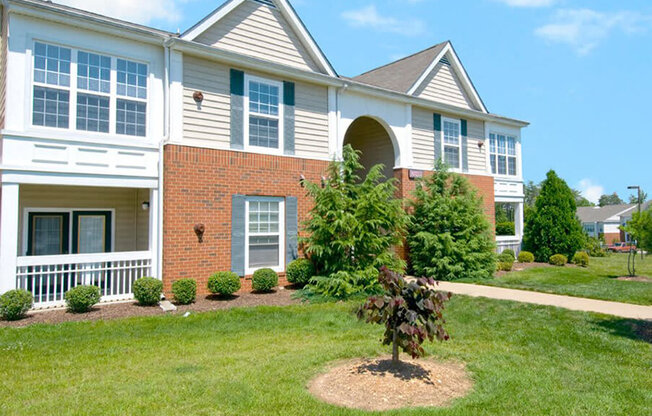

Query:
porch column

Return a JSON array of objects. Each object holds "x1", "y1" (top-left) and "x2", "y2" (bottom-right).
[
  {"x1": 516, "y1": 201, "x2": 524, "y2": 240},
  {"x1": 0, "y1": 183, "x2": 19, "y2": 293},
  {"x1": 149, "y1": 188, "x2": 160, "y2": 279}
]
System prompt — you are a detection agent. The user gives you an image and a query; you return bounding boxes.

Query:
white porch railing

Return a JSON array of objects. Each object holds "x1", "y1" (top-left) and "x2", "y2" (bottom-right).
[
  {"x1": 16, "y1": 251, "x2": 153, "y2": 309},
  {"x1": 497, "y1": 238, "x2": 522, "y2": 254}
]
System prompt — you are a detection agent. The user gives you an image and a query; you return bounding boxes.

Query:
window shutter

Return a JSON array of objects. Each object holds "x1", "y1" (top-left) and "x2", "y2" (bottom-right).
[
  {"x1": 433, "y1": 113, "x2": 442, "y2": 163},
  {"x1": 230, "y1": 69, "x2": 245, "y2": 150},
  {"x1": 231, "y1": 194, "x2": 246, "y2": 276},
  {"x1": 461, "y1": 119, "x2": 469, "y2": 172},
  {"x1": 285, "y1": 196, "x2": 299, "y2": 265},
  {"x1": 283, "y1": 81, "x2": 295, "y2": 156}
]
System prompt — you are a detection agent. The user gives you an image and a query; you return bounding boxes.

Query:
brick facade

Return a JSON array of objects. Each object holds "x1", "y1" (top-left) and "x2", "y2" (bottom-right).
[{"x1": 163, "y1": 145, "x2": 496, "y2": 295}]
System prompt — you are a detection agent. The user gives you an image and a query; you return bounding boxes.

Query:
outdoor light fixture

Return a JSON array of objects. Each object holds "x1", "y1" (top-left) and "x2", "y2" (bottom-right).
[
  {"x1": 478, "y1": 141, "x2": 484, "y2": 149},
  {"x1": 194, "y1": 223, "x2": 206, "y2": 243},
  {"x1": 193, "y1": 91, "x2": 204, "y2": 103},
  {"x1": 321, "y1": 176, "x2": 327, "y2": 188},
  {"x1": 299, "y1": 174, "x2": 306, "y2": 188},
  {"x1": 141, "y1": 201, "x2": 150, "y2": 211}
]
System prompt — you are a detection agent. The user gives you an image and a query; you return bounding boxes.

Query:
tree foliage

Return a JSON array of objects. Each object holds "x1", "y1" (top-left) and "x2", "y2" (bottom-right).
[
  {"x1": 599, "y1": 192, "x2": 624, "y2": 207},
  {"x1": 407, "y1": 161, "x2": 495, "y2": 280},
  {"x1": 624, "y1": 208, "x2": 652, "y2": 251},
  {"x1": 523, "y1": 170, "x2": 585, "y2": 262},
  {"x1": 357, "y1": 267, "x2": 451, "y2": 364},
  {"x1": 628, "y1": 190, "x2": 648, "y2": 205}
]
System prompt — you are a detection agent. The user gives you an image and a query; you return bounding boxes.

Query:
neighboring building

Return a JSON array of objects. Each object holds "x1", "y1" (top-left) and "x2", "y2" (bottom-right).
[
  {"x1": 619, "y1": 201, "x2": 651, "y2": 243},
  {"x1": 0, "y1": 0, "x2": 528, "y2": 308},
  {"x1": 577, "y1": 204, "x2": 639, "y2": 244}
]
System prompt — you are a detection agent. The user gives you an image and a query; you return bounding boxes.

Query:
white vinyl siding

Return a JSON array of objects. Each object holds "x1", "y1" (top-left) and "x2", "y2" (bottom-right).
[
  {"x1": 416, "y1": 61, "x2": 475, "y2": 110},
  {"x1": 411, "y1": 107, "x2": 435, "y2": 170},
  {"x1": 195, "y1": 0, "x2": 321, "y2": 73}
]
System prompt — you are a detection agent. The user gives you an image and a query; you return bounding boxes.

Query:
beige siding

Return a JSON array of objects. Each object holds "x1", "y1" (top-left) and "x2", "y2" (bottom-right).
[
  {"x1": 412, "y1": 107, "x2": 435, "y2": 170},
  {"x1": 18, "y1": 185, "x2": 149, "y2": 255},
  {"x1": 466, "y1": 119, "x2": 487, "y2": 174},
  {"x1": 195, "y1": 1, "x2": 321, "y2": 73},
  {"x1": 295, "y1": 82, "x2": 329, "y2": 159},
  {"x1": 416, "y1": 61, "x2": 475, "y2": 110}
]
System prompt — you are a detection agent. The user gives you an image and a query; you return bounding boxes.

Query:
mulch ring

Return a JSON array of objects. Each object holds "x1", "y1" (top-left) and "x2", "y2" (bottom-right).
[
  {"x1": 616, "y1": 275, "x2": 651, "y2": 282},
  {"x1": 0, "y1": 286, "x2": 300, "y2": 328},
  {"x1": 308, "y1": 356, "x2": 472, "y2": 411}
]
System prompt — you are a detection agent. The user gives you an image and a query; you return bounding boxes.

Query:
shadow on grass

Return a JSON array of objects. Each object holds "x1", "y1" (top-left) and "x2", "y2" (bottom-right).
[
  {"x1": 355, "y1": 359, "x2": 435, "y2": 385},
  {"x1": 595, "y1": 318, "x2": 651, "y2": 344}
]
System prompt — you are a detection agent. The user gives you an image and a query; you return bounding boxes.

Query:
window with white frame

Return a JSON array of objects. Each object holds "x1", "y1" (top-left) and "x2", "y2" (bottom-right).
[
  {"x1": 443, "y1": 119, "x2": 461, "y2": 169},
  {"x1": 32, "y1": 41, "x2": 148, "y2": 137},
  {"x1": 246, "y1": 198, "x2": 284, "y2": 272},
  {"x1": 489, "y1": 133, "x2": 517, "y2": 176},
  {"x1": 246, "y1": 77, "x2": 281, "y2": 150}
]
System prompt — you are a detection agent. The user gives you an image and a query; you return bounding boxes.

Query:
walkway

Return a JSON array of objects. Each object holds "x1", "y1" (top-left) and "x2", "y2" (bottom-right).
[{"x1": 433, "y1": 281, "x2": 652, "y2": 320}]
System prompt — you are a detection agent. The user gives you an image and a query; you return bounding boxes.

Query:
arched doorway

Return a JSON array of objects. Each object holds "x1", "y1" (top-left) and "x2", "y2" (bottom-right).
[{"x1": 342, "y1": 117, "x2": 397, "y2": 181}]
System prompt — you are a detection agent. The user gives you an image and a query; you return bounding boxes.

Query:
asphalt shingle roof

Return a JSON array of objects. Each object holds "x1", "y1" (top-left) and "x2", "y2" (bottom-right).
[{"x1": 576, "y1": 204, "x2": 636, "y2": 223}]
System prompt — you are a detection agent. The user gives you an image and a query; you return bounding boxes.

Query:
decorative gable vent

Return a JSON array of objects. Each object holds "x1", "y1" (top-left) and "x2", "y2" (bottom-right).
[
  {"x1": 439, "y1": 56, "x2": 451, "y2": 66},
  {"x1": 253, "y1": 0, "x2": 276, "y2": 8}
]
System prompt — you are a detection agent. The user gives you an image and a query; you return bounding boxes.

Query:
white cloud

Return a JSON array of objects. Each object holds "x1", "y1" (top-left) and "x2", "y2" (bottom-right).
[
  {"x1": 341, "y1": 5, "x2": 426, "y2": 37},
  {"x1": 578, "y1": 179, "x2": 604, "y2": 204},
  {"x1": 535, "y1": 9, "x2": 652, "y2": 55},
  {"x1": 495, "y1": 0, "x2": 556, "y2": 7},
  {"x1": 55, "y1": 0, "x2": 188, "y2": 25}
]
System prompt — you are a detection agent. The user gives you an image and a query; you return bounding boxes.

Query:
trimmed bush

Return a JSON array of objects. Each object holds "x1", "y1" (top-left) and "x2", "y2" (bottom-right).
[
  {"x1": 286, "y1": 259, "x2": 315, "y2": 286},
  {"x1": 549, "y1": 254, "x2": 568, "y2": 267},
  {"x1": 501, "y1": 249, "x2": 516, "y2": 261},
  {"x1": 172, "y1": 279, "x2": 197, "y2": 305},
  {"x1": 498, "y1": 261, "x2": 514, "y2": 272},
  {"x1": 64, "y1": 285, "x2": 100, "y2": 313},
  {"x1": 252, "y1": 268, "x2": 278, "y2": 292},
  {"x1": 518, "y1": 251, "x2": 535, "y2": 263},
  {"x1": 133, "y1": 277, "x2": 162, "y2": 306},
  {"x1": 0, "y1": 289, "x2": 33, "y2": 321},
  {"x1": 498, "y1": 252, "x2": 515, "y2": 264},
  {"x1": 572, "y1": 252, "x2": 590, "y2": 268},
  {"x1": 208, "y1": 272, "x2": 241, "y2": 296}
]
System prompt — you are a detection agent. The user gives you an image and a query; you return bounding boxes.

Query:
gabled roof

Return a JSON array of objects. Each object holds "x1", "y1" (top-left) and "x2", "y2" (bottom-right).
[
  {"x1": 181, "y1": 0, "x2": 336, "y2": 77},
  {"x1": 577, "y1": 204, "x2": 636, "y2": 223},
  {"x1": 353, "y1": 41, "x2": 488, "y2": 113}
]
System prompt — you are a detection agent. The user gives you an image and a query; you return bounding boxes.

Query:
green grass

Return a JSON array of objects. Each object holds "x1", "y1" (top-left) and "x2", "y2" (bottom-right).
[
  {"x1": 460, "y1": 254, "x2": 652, "y2": 305},
  {"x1": 1, "y1": 297, "x2": 650, "y2": 415}
]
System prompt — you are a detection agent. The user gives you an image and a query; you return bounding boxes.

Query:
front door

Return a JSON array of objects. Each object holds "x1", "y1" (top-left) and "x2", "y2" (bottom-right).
[
  {"x1": 27, "y1": 212, "x2": 70, "y2": 256},
  {"x1": 72, "y1": 211, "x2": 112, "y2": 254}
]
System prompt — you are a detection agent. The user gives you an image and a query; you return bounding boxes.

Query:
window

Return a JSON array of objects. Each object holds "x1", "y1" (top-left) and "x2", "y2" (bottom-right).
[
  {"x1": 443, "y1": 119, "x2": 461, "y2": 169},
  {"x1": 495, "y1": 202, "x2": 516, "y2": 236},
  {"x1": 246, "y1": 77, "x2": 282, "y2": 150},
  {"x1": 32, "y1": 41, "x2": 148, "y2": 137},
  {"x1": 583, "y1": 223, "x2": 596, "y2": 234},
  {"x1": 490, "y1": 133, "x2": 517, "y2": 176},
  {"x1": 246, "y1": 198, "x2": 284, "y2": 273}
]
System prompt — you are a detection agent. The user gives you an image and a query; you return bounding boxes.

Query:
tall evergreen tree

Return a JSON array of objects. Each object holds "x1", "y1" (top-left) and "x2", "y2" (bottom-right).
[{"x1": 524, "y1": 170, "x2": 585, "y2": 261}]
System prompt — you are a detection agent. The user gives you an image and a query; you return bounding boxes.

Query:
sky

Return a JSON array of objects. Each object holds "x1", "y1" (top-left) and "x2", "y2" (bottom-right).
[{"x1": 56, "y1": 0, "x2": 652, "y2": 204}]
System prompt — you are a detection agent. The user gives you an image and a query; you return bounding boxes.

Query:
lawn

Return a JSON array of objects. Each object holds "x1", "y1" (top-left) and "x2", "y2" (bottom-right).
[
  {"x1": 1, "y1": 297, "x2": 650, "y2": 415},
  {"x1": 460, "y1": 254, "x2": 652, "y2": 305}
]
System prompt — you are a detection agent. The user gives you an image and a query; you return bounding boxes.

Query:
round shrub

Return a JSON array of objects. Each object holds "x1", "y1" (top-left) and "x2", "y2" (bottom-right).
[
  {"x1": 498, "y1": 261, "x2": 514, "y2": 272},
  {"x1": 498, "y1": 252, "x2": 515, "y2": 263},
  {"x1": 64, "y1": 285, "x2": 100, "y2": 313},
  {"x1": 549, "y1": 254, "x2": 568, "y2": 267},
  {"x1": 252, "y1": 268, "x2": 278, "y2": 292},
  {"x1": 518, "y1": 251, "x2": 535, "y2": 263},
  {"x1": 501, "y1": 249, "x2": 516, "y2": 261},
  {"x1": 0, "y1": 289, "x2": 33, "y2": 321},
  {"x1": 572, "y1": 252, "x2": 590, "y2": 268},
  {"x1": 133, "y1": 277, "x2": 162, "y2": 306},
  {"x1": 286, "y1": 259, "x2": 315, "y2": 286},
  {"x1": 208, "y1": 272, "x2": 241, "y2": 296},
  {"x1": 172, "y1": 279, "x2": 197, "y2": 305}
]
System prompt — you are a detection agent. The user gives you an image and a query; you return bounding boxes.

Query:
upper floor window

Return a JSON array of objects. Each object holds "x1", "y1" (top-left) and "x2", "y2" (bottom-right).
[
  {"x1": 490, "y1": 133, "x2": 517, "y2": 176},
  {"x1": 246, "y1": 76, "x2": 282, "y2": 151},
  {"x1": 443, "y1": 118, "x2": 461, "y2": 169},
  {"x1": 31, "y1": 41, "x2": 148, "y2": 137}
]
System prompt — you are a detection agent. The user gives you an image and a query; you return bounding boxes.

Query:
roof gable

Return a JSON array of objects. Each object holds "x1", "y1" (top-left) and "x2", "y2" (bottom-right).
[
  {"x1": 182, "y1": 0, "x2": 335, "y2": 76},
  {"x1": 577, "y1": 205, "x2": 636, "y2": 223}
]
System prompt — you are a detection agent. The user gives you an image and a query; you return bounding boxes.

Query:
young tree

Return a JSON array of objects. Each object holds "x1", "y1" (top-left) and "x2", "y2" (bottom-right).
[
  {"x1": 407, "y1": 161, "x2": 495, "y2": 280},
  {"x1": 301, "y1": 144, "x2": 408, "y2": 276},
  {"x1": 629, "y1": 190, "x2": 648, "y2": 205},
  {"x1": 624, "y1": 209, "x2": 652, "y2": 252},
  {"x1": 599, "y1": 192, "x2": 624, "y2": 207},
  {"x1": 523, "y1": 170, "x2": 585, "y2": 262}
]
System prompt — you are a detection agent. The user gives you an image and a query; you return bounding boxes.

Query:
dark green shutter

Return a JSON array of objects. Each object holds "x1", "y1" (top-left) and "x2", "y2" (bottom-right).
[
  {"x1": 285, "y1": 196, "x2": 298, "y2": 265},
  {"x1": 433, "y1": 113, "x2": 442, "y2": 164},
  {"x1": 283, "y1": 81, "x2": 295, "y2": 155},
  {"x1": 461, "y1": 119, "x2": 469, "y2": 172},
  {"x1": 231, "y1": 195, "x2": 246, "y2": 276},
  {"x1": 230, "y1": 69, "x2": 245, "y2": 150}
]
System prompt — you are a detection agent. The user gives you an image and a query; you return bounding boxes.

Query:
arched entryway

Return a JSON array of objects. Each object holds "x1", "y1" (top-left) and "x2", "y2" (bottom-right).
[{"x1": 343, "y1": 116, "x2": 397, "y2": 181}]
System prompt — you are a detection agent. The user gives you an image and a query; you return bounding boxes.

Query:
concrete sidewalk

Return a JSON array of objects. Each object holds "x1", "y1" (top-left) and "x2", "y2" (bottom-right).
[{"x1": 433, "y1": 281, "x2": 652, "y2": 320}]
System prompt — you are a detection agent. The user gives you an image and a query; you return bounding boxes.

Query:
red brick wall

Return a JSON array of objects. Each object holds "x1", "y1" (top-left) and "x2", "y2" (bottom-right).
[
  {"x1": 162, "y1": 145, "x2": 329, "y2": 295},
  {"x1": 604, "y1": 233, "x2": 621, "y2": 245}
]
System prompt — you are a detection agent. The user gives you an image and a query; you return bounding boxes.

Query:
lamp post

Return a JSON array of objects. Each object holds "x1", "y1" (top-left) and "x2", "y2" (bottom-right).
[{"x1": 627, "y1": 185, "x2": 641, "y2": 276}]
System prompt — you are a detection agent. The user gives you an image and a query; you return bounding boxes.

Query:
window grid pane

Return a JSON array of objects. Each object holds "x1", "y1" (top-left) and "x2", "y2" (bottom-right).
[
  {"x1": 249, "y1": 116, "x2": 279, "y2": 149},
  {"x1": 444, "y1": 146, "x2": 460, "y2": 169},
  {"x1": 490, "y1": 133, "x2": 517, "y2": 176},
  {"x1": 77, "y1": 93, "x2": 110, "y2": 133},
  {"x1": 33, "y1": 86, "x2": 69, "y2": 128},
  {"x1": 116, "y1": 99, "x2": 146, "y2": 137},
  {"x1": 34, "y1": 42, "x2": 71, "y2": 87},
  {"x1": 507, "y1": 136, "x2": 516, "y2": 156},
  {"x1": 77, "y1": 51, "x2": 111, "y2": 94},
  {"x1": 248, "y1": 201, "x2": 280, "y2": 234},
  {"x1": 443, "y1": 121, "x2": 460, "y2": 145},
  {"x1": 249, "y1": 81, "x2": 279, "y2": 116},
  {"x1": 116, "y1": 59, "x2": 147, "y2": 99},
  {"x1": 508, "y1": 157, "x2": 517, "y2": 176},
  {"x1": 498, "y1": 156, "x2": 507, "y2": 175}
]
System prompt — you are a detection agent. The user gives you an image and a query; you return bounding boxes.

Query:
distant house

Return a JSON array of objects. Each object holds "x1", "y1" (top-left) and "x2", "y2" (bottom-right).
[
  {"x1": 619, "y1": 201, "x2": 651, "y2": 243},
  {"x1": 576, "y1": 204, "x2": 643, "y2": 244}
]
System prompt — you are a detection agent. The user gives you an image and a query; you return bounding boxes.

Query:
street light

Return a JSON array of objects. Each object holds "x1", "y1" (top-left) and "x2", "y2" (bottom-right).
[
  {"x1": 628, "y1": 185, "x2": 641, "y2": 214},
  {"x1": 626, "y1": 185, "x2": 641, "y2": 276}
]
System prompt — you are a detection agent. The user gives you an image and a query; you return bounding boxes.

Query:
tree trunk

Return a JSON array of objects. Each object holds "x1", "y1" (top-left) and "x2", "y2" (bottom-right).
[{"x1": 392, "y1": 321, "x2": 399, "y2": 365}]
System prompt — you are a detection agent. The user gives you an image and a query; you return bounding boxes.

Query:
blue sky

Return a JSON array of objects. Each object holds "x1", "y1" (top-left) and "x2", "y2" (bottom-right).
[{"x1": 58, "y1": 0, "x2": 652, "y2": 203}]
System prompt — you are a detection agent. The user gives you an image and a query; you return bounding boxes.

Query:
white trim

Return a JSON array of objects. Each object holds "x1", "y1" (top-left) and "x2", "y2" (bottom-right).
[
  {"x1": 244, "y1": 197, "x2": 285, "y2": 275},
  {"x1": 0, "y1": 184, "x2": 20, "y2": 293},
  {"x1": 1, "y1": 171, "x2": 159, "y2": 188},
  {"x1": 16, "y1": 250, "x2": 152, "y2": 267},
  {"x1": 406, "y1": 43, "x2": 488, "y2": 113},
  {"x1": 441, "y1": 116, "x2": 462, "y2": 172},
  {"x1": 243, "y1": 74, "x2": 284, "y2": 155}
]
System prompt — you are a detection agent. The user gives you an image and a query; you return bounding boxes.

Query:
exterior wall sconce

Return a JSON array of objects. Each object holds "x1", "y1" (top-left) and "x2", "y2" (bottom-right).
[
  {"x1": 193, "y1": 91, "x2": 204, "y2": 103},
  {"x1": 478, "y1": 141, "x2": 484, "y2": 149},
  {"x1": 141, "y1": 201, "x2": 150, "y2": 211},
  {"x1": 321, "y1": 176, "x2": 327, "y2": 188},
  {"x1": 194, "y1": 223, "x2": 205, "y2": 243},
  {"x1": 299, "y1": 174, "x2": 306, "y2": 188}
]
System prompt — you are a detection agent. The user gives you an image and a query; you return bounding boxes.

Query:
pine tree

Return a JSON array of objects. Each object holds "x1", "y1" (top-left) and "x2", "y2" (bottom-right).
[
  {"x1": 407, "y1": 161, "x2": 495, "y2": 280},
  {"x1": 524, "y1": 170, "x2": 585, "y2": 262}
]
